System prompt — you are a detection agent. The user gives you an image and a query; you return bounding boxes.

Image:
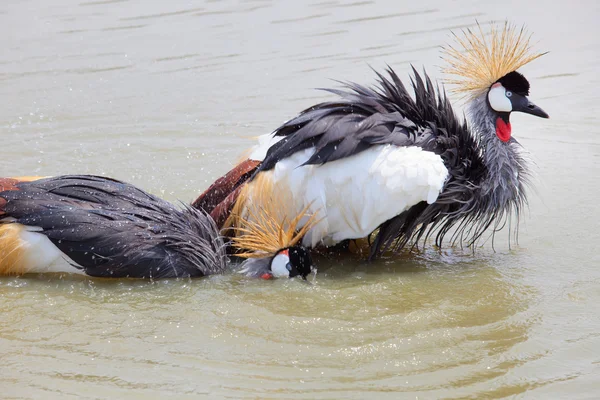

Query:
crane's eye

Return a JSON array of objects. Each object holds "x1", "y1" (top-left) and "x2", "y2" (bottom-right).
[
  {"x1": 286, "y1": 263, "x2": 292, "y2": 271},
  {"x1": 506, "y1": 91, "x2": 512, "y2": 98}
]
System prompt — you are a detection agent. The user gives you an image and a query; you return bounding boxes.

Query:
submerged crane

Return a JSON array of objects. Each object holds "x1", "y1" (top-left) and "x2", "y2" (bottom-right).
[
  {"x1": 0, "y1": 175, "x2": 313, "y2": 279},
  {"x1": 194, "y1": 22, "x2": 550, "y2": 259}
]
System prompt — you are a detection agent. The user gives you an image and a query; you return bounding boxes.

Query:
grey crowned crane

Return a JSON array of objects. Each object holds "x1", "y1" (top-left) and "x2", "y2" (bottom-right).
[
  {"x1": 0, "y1": 175, "x2": 313, "y2": 279},
  {"x1": 194, "y1": 22, "x2": 550, "y2": 259}
]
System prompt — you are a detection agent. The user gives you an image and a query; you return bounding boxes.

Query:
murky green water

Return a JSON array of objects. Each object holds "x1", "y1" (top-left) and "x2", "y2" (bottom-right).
[{"x1": 1, "y1": 0, "x2": 599, "y2": 398}]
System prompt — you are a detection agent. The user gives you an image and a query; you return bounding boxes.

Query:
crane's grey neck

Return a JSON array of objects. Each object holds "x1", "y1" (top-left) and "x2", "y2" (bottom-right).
[
  {"x1": 466, "y1": 93, "x2": 530, "y2": 229},
  {"x1": 238, "y1": 257, "x2": 272, "y2": 278}
]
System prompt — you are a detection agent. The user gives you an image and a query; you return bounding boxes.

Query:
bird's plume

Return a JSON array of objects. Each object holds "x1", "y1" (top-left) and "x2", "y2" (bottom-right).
[
  {"x1": 228, "y1": 173, "x2": 319, "y2": 258},
  {"x1": 441, "y1": 21, "x2": 546, "y2": 99}
]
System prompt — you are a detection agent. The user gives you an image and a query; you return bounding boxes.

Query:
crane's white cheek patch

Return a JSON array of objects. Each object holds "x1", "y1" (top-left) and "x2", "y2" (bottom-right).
[
  {"x1": 488, "y1": 85, "x2": 512, "y2": 113},
  {"x1": 270, "y1": 252, "x2": 290, "y2": 278}
]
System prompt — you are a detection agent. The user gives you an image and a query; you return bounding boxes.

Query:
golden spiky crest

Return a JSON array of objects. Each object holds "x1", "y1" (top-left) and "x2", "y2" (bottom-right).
[
  {"x1": 228, "y1": 173, "x2": 319, "y2": 258},
  {"x1": 441, "y1": 21, "x2": 546, "y2": 99}
]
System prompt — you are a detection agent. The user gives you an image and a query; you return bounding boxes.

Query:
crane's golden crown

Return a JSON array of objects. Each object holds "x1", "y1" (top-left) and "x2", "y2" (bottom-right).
[
  {"x1": 441, "y1": 22, "x2": 546, "y2": 99},
  {"x1": 228, "y1": 174, "x2": 319, "y2": 258}
]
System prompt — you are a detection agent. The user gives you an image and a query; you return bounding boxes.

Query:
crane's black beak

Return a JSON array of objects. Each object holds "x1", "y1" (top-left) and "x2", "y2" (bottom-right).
[{"x1": 511, "y1": 95, "x2": 549, "y2": 119}]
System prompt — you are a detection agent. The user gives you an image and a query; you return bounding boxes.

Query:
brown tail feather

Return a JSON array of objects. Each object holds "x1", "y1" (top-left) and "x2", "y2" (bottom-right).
[
  {"x1": 0, "y1": 176, "x2": 47, "y2": 216},
  {"x1": 192, "y1": 159, "x2": 260, "y2": 221},
  {"x1": 0, "y1": 178, "x2": 20, "y2": 193},
  {"x1": 210, "y1": 185, "x2": 245, "y2": 229}
]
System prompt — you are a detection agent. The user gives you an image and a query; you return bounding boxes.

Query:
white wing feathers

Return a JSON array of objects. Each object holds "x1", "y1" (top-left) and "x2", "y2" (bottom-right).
[{"x1": 266, "y1": 144, "x2": 448, "y2": 247}]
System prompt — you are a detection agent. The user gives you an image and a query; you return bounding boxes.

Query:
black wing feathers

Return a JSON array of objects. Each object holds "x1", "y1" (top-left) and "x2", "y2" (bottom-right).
[
  {"x1": 1, "y1": 175, "x2": 226, "y2": 278},
  {"x1": 257, "y1": 67, "x2": 460, "y2": 174}
]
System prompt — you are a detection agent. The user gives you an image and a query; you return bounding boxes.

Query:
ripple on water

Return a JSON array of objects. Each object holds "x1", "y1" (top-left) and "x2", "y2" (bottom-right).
[{"x1": 0, "y1": 246, "x2": 573, "y2": 398}]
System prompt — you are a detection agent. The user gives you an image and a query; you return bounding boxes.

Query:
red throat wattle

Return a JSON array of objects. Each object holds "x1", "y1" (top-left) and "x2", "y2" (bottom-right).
[{"x1": 496, "y1": 118, "x2": 512, "y2": 142}]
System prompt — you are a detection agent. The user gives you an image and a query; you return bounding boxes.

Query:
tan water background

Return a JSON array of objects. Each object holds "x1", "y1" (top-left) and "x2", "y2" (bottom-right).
[{"x1": 1, "y1": 0, "x2": 600, "y2": 398}]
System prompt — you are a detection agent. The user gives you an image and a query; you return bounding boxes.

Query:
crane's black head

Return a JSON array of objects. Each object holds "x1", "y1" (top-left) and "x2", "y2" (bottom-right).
[
  {"x1": 487, "y1": 71, "x2": 549, "y2": 119},
  {"x1": 269, "y1": 246, "x2": 313, "y2": 280},
  {"x1": 498, "y1": 71, "x2": 531, "y2": 97}
]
